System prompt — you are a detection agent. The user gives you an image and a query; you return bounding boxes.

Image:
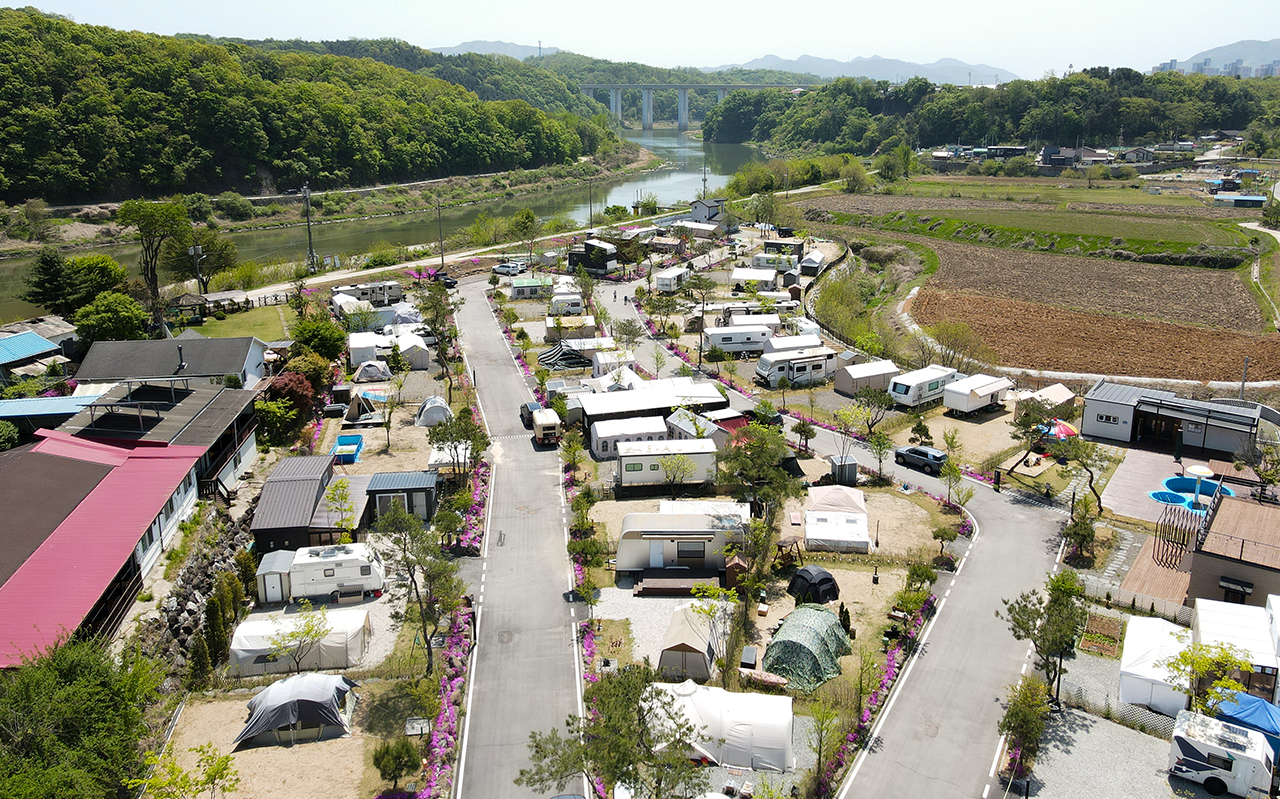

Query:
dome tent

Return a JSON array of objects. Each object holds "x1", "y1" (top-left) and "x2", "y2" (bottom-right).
[
  {"x1": 414, "y1": 396, "x2": 453, "y2": 428},
  {"x1": 352, "y1": 360, "x2": 393, "y2": 383},
  {"x1": 761, "y1": 604, "x2": 851, "y2": 693},
  {"x1": 787, "y1": 565, "x2": 840, "y2": 604}
]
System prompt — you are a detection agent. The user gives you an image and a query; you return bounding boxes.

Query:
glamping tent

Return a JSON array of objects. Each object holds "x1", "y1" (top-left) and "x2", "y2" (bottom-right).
[
  {"x1": 761, "y1": 604, "x2": 851, "y2": 692},
  {"x1": 234, "y1": 673, "x2": 359, "y2": 746},
  {"x1": 352, "y1": 360, "x2": 393, "y2": 383},
  {"x1": 787, "y1": 565, "x2": 840, "y2": 604},
  {"x1": 804, "y1": 485, "x2": 871, "y2": 553},
  {"x1": 1219, "y1": 692, "x2": 1280, "y2": 757},
  {"x1": 348, "y1": 332, "x2": 391, "y2": 367},
  {"x1": 414, "y1": 396, "x2": 453, "y2": 428},
  {"x1": 650, "y1": 680, "x2": 795, "y2": 772},
  {"x1": 1117, "y1": 616, "x2": 1188, "y2": 717},
  {"x1": 228, "y1": 608, "x2": 373, "y2": 676},
  {"x1": 659, "y1": 603, "x2": 716, "y2": 682}
]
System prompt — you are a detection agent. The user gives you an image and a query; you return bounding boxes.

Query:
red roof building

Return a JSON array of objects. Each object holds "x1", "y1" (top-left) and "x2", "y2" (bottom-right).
[{"x1": 0, "y1": 430, "x2": 203, "y2": 666}]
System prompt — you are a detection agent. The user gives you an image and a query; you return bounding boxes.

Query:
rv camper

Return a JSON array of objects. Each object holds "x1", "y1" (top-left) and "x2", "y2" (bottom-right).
[
  {"x1": 1170, "y1": 710, "x2": 1273, "y2": 798},
  {"x1": 615, "y1": 439, "x2": 717, "y2": 487},
  {"x1": 330, "y1": 280, "x2": 403, "y2": 307},
  {"x1": 549, "y1": 293, "x2": 585, "y2": 316},
  {"x1": 654, "y1": 266, "x2": 691, "y2": 294},
  {"x1": 751, "y1": 253, "x2": 799, "y2": 271},
  {"x1": 762, "y1": 334, "x2": 824, "y2": 355},
  {"x1": 887, "y1": 365, "x2": 960, "y2": 407},
  {"x1": 702, "y1": 325, "x2": 772, "y2": 355},
  {"x1": 532, "y1": 408, "x2": 562, "y2": 446},
  {"x1": 943, "y1": 374, "x2": 1014, "y2": 415},
  {"x1": 721, "y1": 300, "x2": 801, "y2": 322},
  {"x1": 787, "y1": 317, "x2": 822, "y2": 337},
  {"x1": 755, "y1": 347, "x2": 838, "y2": 388},
  {"x1": 288, "y1": 543, "x2": 386, "y2": 601}
]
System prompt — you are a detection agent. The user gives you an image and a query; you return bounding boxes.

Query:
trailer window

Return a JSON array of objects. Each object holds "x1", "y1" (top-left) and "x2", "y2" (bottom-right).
[
  {"x1": 677, "y1": 542, "x2": 705, "y2": 559},
  {"x1": 625, "y1": 463, "x2": 643, "y2": 472},
  {"x1": 360, "y1": 566, "x2": 372, "y2": 576},
  {"x1": 1207, "y1": 752, "x2": 1233, "y2": 771},
  {"x1": 928, "y1": 381, "x2": 940, "y2": 391},
  {"x1": 721, "y1": 337, "x2": 732, "y2": 343},
  {"x1": 650, "y1": 464, "x2": 660, "y2": 470},
  {"x1": 324, "y1": 569, "x2": 335, "y2": 578}
]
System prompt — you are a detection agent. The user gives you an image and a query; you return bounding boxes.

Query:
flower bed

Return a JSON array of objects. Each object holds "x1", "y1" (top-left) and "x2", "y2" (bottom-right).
[
  {"x1": 816, "y1": 593, "x2": 937, "y2": 796},
  {"x1": 457, "y1": 460, "x2": 490, "y2": 555}
]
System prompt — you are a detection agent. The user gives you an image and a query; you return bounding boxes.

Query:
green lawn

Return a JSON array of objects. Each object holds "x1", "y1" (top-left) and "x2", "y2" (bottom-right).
[
  {"x1": 190, "y1": 305, "x2": 288, "y2": 341},
  {"x1": 938, "y1": 209, "x2": 1241, "y2": 245}
]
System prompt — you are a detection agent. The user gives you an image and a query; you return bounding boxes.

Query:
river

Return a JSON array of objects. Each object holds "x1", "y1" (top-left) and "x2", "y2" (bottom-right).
[{"x1": 0, "y1": 129, "x2": 758, "y2": 320}]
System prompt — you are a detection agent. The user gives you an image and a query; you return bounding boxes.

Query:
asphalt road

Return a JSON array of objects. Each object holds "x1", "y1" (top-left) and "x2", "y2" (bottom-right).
[{"x1": 454, "y1": 277, "x2": 583, "y2": 799}]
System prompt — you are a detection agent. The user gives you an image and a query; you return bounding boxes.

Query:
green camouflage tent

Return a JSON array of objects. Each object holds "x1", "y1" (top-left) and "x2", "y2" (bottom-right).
[{"x1": 761, "y1": 604, "x2": 851, "y2": 693}]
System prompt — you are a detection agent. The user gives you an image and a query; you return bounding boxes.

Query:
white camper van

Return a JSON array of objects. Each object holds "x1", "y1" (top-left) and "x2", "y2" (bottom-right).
[
  {"x1": 702, "y1": 325, "x2": 772, "y2": 355},
  {"x1": 1170, "y1": 710, "x2": 1273, "y2": 798},
  {"x1": 755, "y1": 347, "x2": 838, "y2": 388},
  {"x1": 549, "y1": 293, "x2": 585, "y2": 315},
  {"x1": 721, "y1": 300, "x2": 802, "y2": 322},
  {"x1": 288, "y1": 543, "x2": 386, "y2": 601},
  {"x1": 887, "y1": 365, "x2": 960, "y2": 407},
  {"x1": 654, "y1": 266, "x2": 691, "y2": 294}
]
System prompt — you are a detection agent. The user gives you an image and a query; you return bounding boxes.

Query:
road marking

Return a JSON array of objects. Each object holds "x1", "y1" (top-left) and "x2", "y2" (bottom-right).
[
  {"x1": 944, "y1": 589, "x2": 951, "y2": 598},
  {"x1": 570, "y1": 608, "x2": 575, "y2": 618},
  {"x1": 1021, "y1": 663, "x2": 1027, "y2": 675},
  {"x1": 455, "y1": 604, "x2": 483, "y2": 799},
  {"x1": 1026, "y1": 645, "x2": 1033, "y2": 659},
  {"x1": 990, "y1": 734, "x2": 1007, "y2": 778},
  {"x1": 982, "y1": 784, "x2": 990, "y2": 798},
  {"x1": 950, "y1": 578, "x2": 956, "y2": 587},
  {"x1": 480, "y1": 574, "x2": 485, "y2": 583},
  {"x1": 955, "y1": 557, "x2": 966, "y2": 576},
  {"x1": 1054, "y1": 538, "x2": 1066, "y2": 566},
  {"x1": 479, "y1": 583, "x2": 484, "y2": 594},
  {"x1": 937, "y1": 597, "x2": 946, "y2": 612}
]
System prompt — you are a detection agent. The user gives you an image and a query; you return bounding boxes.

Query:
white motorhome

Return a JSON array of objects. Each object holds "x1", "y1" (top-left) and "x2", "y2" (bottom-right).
[
  {"x1": 943, "y1": 374, "x2": 1015, "y2": 415},
  {"x1": 288, "y1": 543, "x2": 386, "y2": 600},
  {"x1": 702, "y1": 325, "x2": 772, "y2": 354},
  {"x1": 330, "y1": 280, "x2": 404, "y2": 307},
  {"x1": 654, "y1": 266, "x2": 691, "y2": 294},
  {"x1": 729, "y1": 313, "x2": 782, "y2": 335},
  {"x1": 1170, "y1": 710, "x2": 1273, "y2": 798},
  {"x1": 887, "y1": 365, "x2": 960, "y2": 407},
  {"x1": 755, "y1": 347, "x2": 838, "y2": 388},
  {"x1": 721, "y1": 300, "x2": 801, "y2": 322},
  {"x1": 549, "y1": 293, "x2": 585, "y2": 315},
  {"x1": 762, "y1": 334, "x2": 823, "y2": 355},
  {"x1": 532, "y1": 408, "x2": 562, "y2": 446},
  {"x1": 751, "y1": 253, "x2": 799, "y2": 271},
  {"x1": 615, "y1": 439, "x2": 717, "y2": 487}
]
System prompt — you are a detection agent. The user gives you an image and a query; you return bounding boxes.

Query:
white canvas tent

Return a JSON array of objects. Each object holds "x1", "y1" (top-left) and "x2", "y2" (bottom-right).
[
  {"x1": 413, "y1": 396, "x2": 453, "y2": 428},
  {"x1": 651, "y1": 680, "x2": 795, "y2": 772},
  {"x1": 348, "y1": 332, "x2": 391, "y2": 366},
  {"x1": 659, "y1": 603, "x2": 716, "y2": 682},
  {"x1": 1193, "y1": 599, "x2": 1280, "y2": 672},
  {"x1": 1118, "y1": 617, "x2": 1189, "y2": 716},
  {"x1": 394, "y1": 332, "x2": 431, "y2": 370},
  {"x1": 352, "y1": 360, "x2": 393, "y2": 383},
  {"x1": 807, "y1": 485, "x2": 869, "y2": 515},
  {"x1": 229, "y1": 608, "x2": 372, "y2": 676},
  {"x1": 804, "y1": 485, "x2": 871, "y2": 553}
]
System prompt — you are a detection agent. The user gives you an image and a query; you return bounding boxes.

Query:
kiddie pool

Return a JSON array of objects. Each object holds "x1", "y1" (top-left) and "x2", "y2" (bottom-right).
[{"x1": 1148, "y1": 476, "x2": 1234, "y2": 512}]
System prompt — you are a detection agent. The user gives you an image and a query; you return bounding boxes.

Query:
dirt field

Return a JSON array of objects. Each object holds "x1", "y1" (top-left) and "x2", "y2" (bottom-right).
[
  {"x1": 1064, "y1": 201, "x2": 1261, "y2": 219},
  {"x1": 913, "y1": 235, "x2": 1264, "y2": 332},
  {"x1": 913, "y1": 288, "x2": 1280, "y2": 382},
  {"x1": 752, "y1": 563, "x2": 905, "y2": 652},
  {"x1": 801, "y1": 193, "x2": 1045, "y2": 216},
  {"x1": 170, "y1": 696, "x2": 367, "y2": 799},
  {"x1": 889, "y1": 404, "x2": 1018, "y2": 465}
]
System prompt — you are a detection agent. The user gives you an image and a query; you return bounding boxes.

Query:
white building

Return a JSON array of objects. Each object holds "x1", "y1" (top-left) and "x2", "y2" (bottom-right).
[{"x1": 589, "y1": 416, "x2": 669, "y2": 459}]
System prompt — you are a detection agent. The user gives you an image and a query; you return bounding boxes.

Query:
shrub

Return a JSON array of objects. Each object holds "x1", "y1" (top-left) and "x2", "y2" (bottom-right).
[
  {"x1": 567, "y1": 536, "x2": 607, "y2": 568},
  {"x1": 284, "y1": 351, "x2": 333, "y2": 391},
  {"x1": 0, "y1": 419, "x2": 18, "y2": 452},
  {"x1": 213, "y1": 311, "x2": 227, "y2": 321},
  {"x1": 216, "y1": 191, "x2": 256, "y2": 221},
  {"x1": 292, "y1": 318, "x2": 346, "y2": 361},
  {"x1": 269, "y1": 371, "x2": 316, "y2": 416}
]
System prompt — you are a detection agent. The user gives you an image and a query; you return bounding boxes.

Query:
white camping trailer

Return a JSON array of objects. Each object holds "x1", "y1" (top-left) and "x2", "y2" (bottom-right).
[
  {"x1": 330, "y1": 280, "x2": 403, "y2": 307},
  {"x1": 288, "y1": 543, "x2": 386, "y2": 600},
  {"x1": 943, "y1": 374, "x2": 1014, "y2": 415},
  {"x1": 615, "y1": 439, "x2": 717, "y2": 487},
  {"x1": 787, "y1": 316, "x2": 821, "y2": 337},
  {"x1": 549, "y1": 293, "x2": 585, "y2": 316},
  {"x1": 729, "y1": 313, "x2": 782, "y2": 335},
  {"x1": 654, "y1": 266, "x2": 691, "y2": 293},
  {"x1": 702, "y1": 325, "x2": 772, "y2": 354},
  {"x1": 887, "y1": 365, "x2": 960, "y2": 407},
  {"x1": 721, "y1": 300, "x2": 801, "y2": 322},
  {"x1": 762, "y1": 334, "x2": 823, "y2": 355},
  {"x1": 751, "y1": 253, "x2": 799, "y2": 271},
  {"x1": 1170, "y1": 710, "x2": 1273, "y2": 798},
  {"x1": 754, "y1": 347, "x2": 838, "y2": 388}
]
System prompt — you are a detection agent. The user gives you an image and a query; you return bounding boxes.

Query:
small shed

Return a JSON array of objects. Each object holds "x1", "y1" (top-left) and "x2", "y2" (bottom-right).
[
  {"x1": 760, "y1": 604, "x2": 851, "y2": 692},
  {"x1": 787, "y1": 565, "x2": 840, "y2": 603},
  {"x1": 367, "y1": 470, "x2": 438, "y2": 521},
  {"x1": 352, "y1": 360, "x2": 393, "y2": 383},
  {"x1": 835, "y1": 360, "x2": 900, "y2": 397},
  {"x1": 413, "y1": 396, "x2": 453, "y2": 428},
  {"x1": 658, "y1": 603, "x2": 715, "y2": 682},
  {"x1": 255, "y1": 549, "x2": 296, "y2": 604}
]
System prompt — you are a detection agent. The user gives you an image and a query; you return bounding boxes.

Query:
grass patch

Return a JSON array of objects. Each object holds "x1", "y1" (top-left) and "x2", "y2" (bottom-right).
[
  {"x1": 597, "y1": 618, "x2": 635, "y2": 666},
  {"x1": 193, "y1": 305, "x2": 288, "y2": 341},
  {"x1": 938, "y1": 209, "x2": 1240, "y2": 245}
]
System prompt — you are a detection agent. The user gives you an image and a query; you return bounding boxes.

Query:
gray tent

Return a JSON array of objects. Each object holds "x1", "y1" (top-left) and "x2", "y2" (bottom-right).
[
  {"x1": 414, "y1": 396, "x2": 453, "y2": 428},
  {"x1": 761, "y1": 604, "x2": 851, "y2": 693},
  {"x1": 234, "y1": 673, "x2": 359, "y2": 746},
  {"x1": 352, "y1": 360, "x2": 393, "y2": 383},
  {"x1": 659, "y1": 603, "x2": 715, "y2": 682}
]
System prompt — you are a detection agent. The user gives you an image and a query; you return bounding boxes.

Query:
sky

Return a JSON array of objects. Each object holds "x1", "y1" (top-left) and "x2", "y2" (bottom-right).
[{"x1": 26, "y1": 1, "x2": 1280, "y2": 80}]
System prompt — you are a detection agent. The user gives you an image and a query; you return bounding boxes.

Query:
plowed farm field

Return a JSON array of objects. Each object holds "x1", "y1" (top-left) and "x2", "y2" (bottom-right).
[{"x1": 913, "y1": 289, "x2": 1280, "y2": 382}]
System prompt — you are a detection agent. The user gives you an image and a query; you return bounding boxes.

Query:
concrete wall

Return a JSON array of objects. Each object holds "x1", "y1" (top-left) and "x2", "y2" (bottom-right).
[
  {"x1": 1080, "y1": 398, "x2": 1137, "y2": 442},
  {"x1": 1188, "y1": 551, "x2": 1280, "y2": 609}
]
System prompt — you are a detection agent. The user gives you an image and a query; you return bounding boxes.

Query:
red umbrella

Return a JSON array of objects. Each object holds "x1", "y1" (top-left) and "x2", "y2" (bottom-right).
[{"x1": 1046, "y1": 418, "x2": 1079, "y2": 440}]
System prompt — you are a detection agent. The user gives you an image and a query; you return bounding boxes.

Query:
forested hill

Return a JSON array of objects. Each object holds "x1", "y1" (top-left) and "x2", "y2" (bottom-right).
[
  {"x1": 186, "y1": 35, "x2": 606, "y2": 118},
  {"x1": 704, "y1": 69, "x2": 1280, "y2": 158},
  {"x1": 0, "y1": 9, "x2": 618, "y2": 204}
]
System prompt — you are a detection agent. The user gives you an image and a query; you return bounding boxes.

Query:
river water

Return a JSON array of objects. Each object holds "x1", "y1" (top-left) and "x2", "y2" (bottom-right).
[{"x1": 0, "y1": 129, "x2": 758, "y2": 320}]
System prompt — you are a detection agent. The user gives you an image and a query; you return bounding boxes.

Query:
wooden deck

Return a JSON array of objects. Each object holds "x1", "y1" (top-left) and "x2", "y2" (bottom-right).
[
  {"x1": 1120, "y1": 536, "x2": 1191, "y2": 605},
  {"x1": 633, "y1": 568, "x2": 721, "y2": 597}
]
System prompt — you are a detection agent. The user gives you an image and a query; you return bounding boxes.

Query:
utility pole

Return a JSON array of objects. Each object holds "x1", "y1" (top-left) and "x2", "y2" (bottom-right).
[
  {"x1": 302, "y1": 183, "x2": 317, "y2": 272},
  {"x1": 436, "y1": 199, "x2": 445, "y2": 274},
  {"x1": 187, "y1": 244, "x2": 207, "y2": 293}
]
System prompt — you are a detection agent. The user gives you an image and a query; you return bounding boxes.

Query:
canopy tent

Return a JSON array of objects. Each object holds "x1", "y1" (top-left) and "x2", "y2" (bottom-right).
[
  {"x1": 787, "y1": 565, "x2": 840, "y2": 604},
  {"x1": 234, "y1": 673, "x2": 359, "y2": 745},
  {"x1": 650, "y1": 680, "x2": 795, "y2": 773},
  {"x1": 807, "y1": 485, "x2": 868, "y2": 515},
  {"x1": 413, "y1": 396, "x2": 453, "y2": 428},
  {"x1": 659, "y1": 603, "x2": 716, "y2": 682},
  {"x1": 761, "y1": 604, "x2": 851, "y2": 692},
  {"x1": 1117, "y1": 616, "x2": 1188, "y2": 717},
  {"x1": 1193, "y1": 599, "x2": 1280, "y2": 671},
  {"x1": 1219, "y1": 691, "x2": 1280, "y2": 757},
  {"x1": 229, "y1": 608, "x2": 372, "y2": 677},
  {"x1": 352, "y1": 360, "x2": 393, "y2": 383}
]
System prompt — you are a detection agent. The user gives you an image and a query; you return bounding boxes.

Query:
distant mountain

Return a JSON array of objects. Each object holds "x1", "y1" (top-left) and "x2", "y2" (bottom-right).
[
  {"x1": 707, "y1": 54, "x2": 1018, "y2": 85},
  {"x1": 1182, "y1": 38, "x2": 1280, "y2": 67},
  {"x1": 430, "y1": 40, "x2": 559, "y2": 59}
]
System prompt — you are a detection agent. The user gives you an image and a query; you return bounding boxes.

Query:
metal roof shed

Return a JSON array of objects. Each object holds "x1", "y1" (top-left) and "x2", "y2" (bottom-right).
[{"x1": 367, "y1": 470, "x2": 438, "y2": 521}]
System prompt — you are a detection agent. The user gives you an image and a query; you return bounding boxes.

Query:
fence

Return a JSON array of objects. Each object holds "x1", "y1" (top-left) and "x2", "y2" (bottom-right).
[
  {"x1": 1081, "y1": 580, "x2": 1193, "y2": 626},
  {"x1": 132, "y1": 698, "x2": 187, "y2": 799},
  {"x1": 1059, "y1": 684, "x2": 1177, "y2": 740}
]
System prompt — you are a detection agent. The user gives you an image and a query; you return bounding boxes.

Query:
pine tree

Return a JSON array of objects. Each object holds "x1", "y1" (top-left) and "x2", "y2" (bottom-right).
[
  {"x1": 187, "y1": 633, "x2": 212, "y2": 689},
  {"x1": 19, "y1": 246, "x2": 72, "y2": 316},
  {"x1": 838, "y1": 602, "x2": 852, "y2": 634},
  {"x1": 204, "y1": 593, "x2": 227, "y2": 664}
]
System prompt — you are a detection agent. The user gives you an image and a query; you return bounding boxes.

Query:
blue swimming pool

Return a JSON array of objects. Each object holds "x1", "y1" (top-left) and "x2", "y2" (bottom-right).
[{"x1": 1148, "y1": 476, "x2": 1235, "y2": 512}]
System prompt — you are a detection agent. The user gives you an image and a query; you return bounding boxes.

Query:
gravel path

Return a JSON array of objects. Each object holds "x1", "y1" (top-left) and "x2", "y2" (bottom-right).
[{"x1": 593, "y1": 588, "x2": 697, "y2": 664}]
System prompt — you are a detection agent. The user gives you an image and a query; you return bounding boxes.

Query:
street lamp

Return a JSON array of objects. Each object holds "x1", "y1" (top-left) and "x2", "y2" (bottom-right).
[
  {"x1": 301, "y1": 183, "x2": 317, "y2": 272},
  {"x1": 187, "y1": 244, "x2": 207, "y2": 293}
]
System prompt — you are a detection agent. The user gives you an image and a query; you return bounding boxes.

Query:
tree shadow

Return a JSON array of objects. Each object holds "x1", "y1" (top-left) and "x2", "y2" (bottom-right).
[
  {"x1": 359, "y1": 681, "x2": 422, "y2": 738},
  {"x1": 1038, "y1": 707, "x2": 1094, "y2": 759}
]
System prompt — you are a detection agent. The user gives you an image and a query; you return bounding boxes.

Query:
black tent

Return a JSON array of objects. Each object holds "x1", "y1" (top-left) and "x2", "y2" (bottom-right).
[
  {"x1": 787, "y1": 565, "x2": 839, "y2": 604},
  {"x1": 234, "y1": 673, "x2": 359, "y2": 746}
]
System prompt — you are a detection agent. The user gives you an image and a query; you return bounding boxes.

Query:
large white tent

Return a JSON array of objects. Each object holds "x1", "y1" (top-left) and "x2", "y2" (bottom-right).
[
  {"x1": 395, "y1": 332, "x2": 431, "y2": 370},
  {"x1": 651, "y1": 680, "x2": 795, "y2": 773},
  {"x1": 1118, "y1": 616, "x2": 1189, "y2": 717},
  {"x1": 804, "y1": 485, "x2": 871, "y2": 553},
  {"x1": 229, "y1": 608, "x2": 372, "y2": 676},
  {"x1": 413, "y1": 396, "x2": 453, "y2": 428},
  {"x1": 1194, "y1": 598, "x2": 1280, "y2": 672}
]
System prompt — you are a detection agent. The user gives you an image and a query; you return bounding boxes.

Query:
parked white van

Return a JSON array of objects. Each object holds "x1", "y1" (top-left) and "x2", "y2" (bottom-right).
[
  {"x1": 754, "y1": 347, "x2": 838, "y2": 388},
  {"x1": 288, "y1": 543, "x2": 386, "y2": 600}
]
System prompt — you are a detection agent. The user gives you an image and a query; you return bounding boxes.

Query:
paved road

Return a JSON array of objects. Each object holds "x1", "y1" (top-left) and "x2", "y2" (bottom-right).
[{"x1": 454, "y1": 278, "x2": 583, "y2": 799}]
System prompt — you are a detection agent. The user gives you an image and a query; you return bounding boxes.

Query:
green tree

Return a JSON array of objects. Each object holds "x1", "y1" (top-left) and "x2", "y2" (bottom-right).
[
  {"x1": 74, "y1": 291, "x2": 148, "y2": 348},
  {"x1": 658, "y1": 453, "x2": 697, "y2": 498},
  {"x1": 374, "y1": 503, "x2": 463, "y2": 674},
  {"x1": 372, "y1": 738, "x2": 419, "y2": 790},
  {"x1": 1158, "y1": 635, "x2": 1254, "y2": 716},
  {"x1": 907, "y1": 414, "x2": 933, "y2": 447},
  {"x1": 509, "y1": 207, "x2": 543, "y2": 264},
  {"x1": 203, "y1": 593, "x2": 228, "y2": 665},
  {"x1": 775, "y1": 376, "x2": 792, "y2": 410},
  {"x1": 998, "y1": 677, "x2": 1051, "y2": 773},
  {"x1": 852, "y1": 388, "x2": 894, "y2": 437},
  {"x1": 0, "y1": 419, "x2": 18, "y2": 451},
  {"x1": 997, "y1": 571, "x2": 1087, "y2": 690},
  {"x1": 684, "y1": 272, "x2": 718, "y2": 367},
  {"x1": 186, "y1": 634, "x2": 212, "y2": 689},
  {"x1": 793, "y1": 418, "x2": 816, "y2": 452},
  {"x1": 1050, "y1": 437, "x2": 1111, "y2": 513},
  {"x1": 939, "y1": 458, "x2": 964, "y2": 504},
  {"x1": 1008, "y1": 398, "x2": 1051, "y2": 476},
  {"x1": 933, "y1": 525, "x2": 958, "y2": 555},
  {"x1": 561, "y1": 428, "x2": 585, "y2": 473},
  {"x1": 20, "y1": 246, "x2": 73, "y2": 316},
  {"x1": 613, "y1": 318, "x2": 643, "y2": 352},
  {"x1": 516, "y1": 664, "x2": 710, "y2": 799},
  {"x1": 429, "y1": 410, "x2": 489, "y2": 486},
  {"x1": 215, "y1": 192, "x2": 256, "y2": 221},
  {"x1": 868, "y1": 429, "x2": 892, "y2": 476},
  {"x1": 417, "y1": 280, "x2": 465, "y2": 399},
  {"x1": 841, "y1": 160, "x2": 873, "y2": 194},
  {"x1": 1061, "y1": 500, "x2": 1097, "y2": 558},
  {"x1": 323, "y1": 477, "x2": 357, "y2": 543},
  {"x1": 721, "y1": 422, "x2": 804, "y2": 525},
  {"x1": 117, "y1": 199, "x2": 189, "y2": 325},
  {"x1": 269, "y1": 599, "x2": 330, "y2": 673},
  {"x1": 161, "y1": 227, "x2": 238, "y2": 293},
  {"x1": 291, "y1": 317, "x2": 347, "y2": 361},
  {"x1": 127, "y1": 743, "x2": 240, "y2": 799},
  {"x1": 254, "y1": 399, "x2": 298, "y2": 445}
]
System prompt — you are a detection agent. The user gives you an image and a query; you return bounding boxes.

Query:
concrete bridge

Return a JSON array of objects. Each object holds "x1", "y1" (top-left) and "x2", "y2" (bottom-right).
[{"x1": 577, "y1": 83, "x2": 803, "y2": 130}]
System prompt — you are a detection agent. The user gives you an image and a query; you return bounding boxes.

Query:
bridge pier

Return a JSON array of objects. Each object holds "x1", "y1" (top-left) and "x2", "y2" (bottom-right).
[
  {"x1": 718, "y1": 88, "x2": 727, "y2": 103},
  {"x1": 642, "y1": 88, "x2": 653, "y2": 130},
  {"x1": 677, "y1": 88, "x2": 690, "y2": 131},
  {"x1": 610, "y1": 88, "x2": 622, "y2": 118}
]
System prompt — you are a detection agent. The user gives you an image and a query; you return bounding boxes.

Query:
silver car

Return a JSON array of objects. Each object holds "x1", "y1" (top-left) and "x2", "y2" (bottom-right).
[{"x1": 894, "y1": 445, "x2": 948, "y2": 474}]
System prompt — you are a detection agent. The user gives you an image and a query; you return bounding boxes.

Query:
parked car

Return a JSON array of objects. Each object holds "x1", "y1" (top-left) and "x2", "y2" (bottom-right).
[
  {"x1": 433, "y1": 272, "x2": 457, "y2": 288},
  {"x1": 894, "y1": 445, "x2": 948, "y2": 474},
  {"x1": 519, "y1": 401, "x2": 543, "y2": 428},
  {"x1": 492, "y1": 262, "x2": 522, "y2": 276}
]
